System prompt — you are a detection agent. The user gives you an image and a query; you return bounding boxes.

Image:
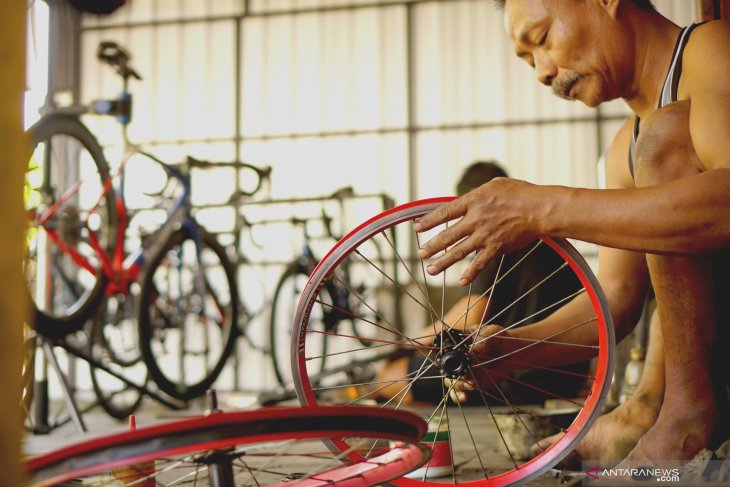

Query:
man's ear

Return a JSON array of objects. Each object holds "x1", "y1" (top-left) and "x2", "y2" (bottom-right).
[{"x1": 597, "y1": 0, "x2": 621, "y2": 19}]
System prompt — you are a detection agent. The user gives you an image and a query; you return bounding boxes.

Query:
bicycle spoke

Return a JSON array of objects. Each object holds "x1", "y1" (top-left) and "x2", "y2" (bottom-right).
[
  {"x1": 342, "y1": 359, "x2": 438, "y2": 406},
  {"x1": 453, "y1": 377, "x2": 489, "y2": 480},
  {"x1": 471, "y1": 317, "x2": 599, "y2": 368},
  {"x1": 325, "y1": 277, "x2": 423, "y2": 345},
  {"x1": 415, "y1": 232, "x2": 441, "y2": 342},
  {"x1": 467, "y1": 367, "x2": 519, "y2": 469},
  {"x1": 449, "y1": 240, "x2": 544, "y2": 335},
  {"x1": 379, "y1": 231, "x2": 431, "y2": 309},
  {"x1": 378, "y1": 229, "x2": 450, "y2": 328},
  {"x1": 351, "y1": 244, "x2": 443, "y2": 328},
  {"x1": 372, "y1": 355, "x2": 440, "y2": 408},
  {"x1": 468, "y1": 261, "x2": 570, "y2": 345},
  {"x1": 480, "y1": 369, "x2": 550, "y2": 456},
  {"x1": 468, "y1": 255, "x2": 504, "y2": 339},
  {"x1": 305, "y1": 327, "x2": 435, "y2": 351},
  {"x1": 313, "y1": 375, "x2": 446, "y2": 392},
  {"x1": 479, "y1": 367, "x2": 586, "y2": 408},
  {"x1": 234, "y1": 458, "x2": 261, "y2": 487}
]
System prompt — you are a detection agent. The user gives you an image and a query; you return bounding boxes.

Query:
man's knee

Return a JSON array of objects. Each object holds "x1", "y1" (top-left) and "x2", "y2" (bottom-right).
[{"x1": 634, "y1": 101, "x2": 705, "y2": 187}]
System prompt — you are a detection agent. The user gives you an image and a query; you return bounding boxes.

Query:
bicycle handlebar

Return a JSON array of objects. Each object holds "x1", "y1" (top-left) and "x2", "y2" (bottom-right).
[
  {"x1": 186, "y1": 156, "x2": 272, "y2": 198},
  {"x1": 97, "y1": 41, "x2": 142, "y2": 81}
]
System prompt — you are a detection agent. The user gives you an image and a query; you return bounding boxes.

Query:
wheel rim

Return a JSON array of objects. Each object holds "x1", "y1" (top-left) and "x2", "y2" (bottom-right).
[
  {"x1": 26, "y1": 406, "x2": 429, "y2": 487},
  {"x1": 139, "y1": 229, "x2": 237, "y2": 400},
  {"x1": 90, "y1": 295, "x2": 147, "y2": 419},
  {"x1": 292, "y1": 198, "x2": 615, "y2": 486},
  {"x1": 271, "y1": 267, "x2": 328, "y2": 387},
  {"x1": 25, "y1": 122, "x2": 114, "y2": 328}
]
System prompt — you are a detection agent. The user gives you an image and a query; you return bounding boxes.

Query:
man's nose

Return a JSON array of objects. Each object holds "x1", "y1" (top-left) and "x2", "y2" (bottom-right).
[{"x1": 535, "y1": 55, "x2": 557, "y2": 87}]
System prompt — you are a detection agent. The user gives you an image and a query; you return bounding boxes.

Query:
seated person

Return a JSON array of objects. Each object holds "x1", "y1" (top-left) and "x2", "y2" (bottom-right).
[{"x1": 377, "y1": 161, "x2": 589, "y2": 405}]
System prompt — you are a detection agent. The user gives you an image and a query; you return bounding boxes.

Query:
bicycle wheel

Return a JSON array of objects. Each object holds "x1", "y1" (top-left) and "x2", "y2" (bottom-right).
[
  {"x1": 21, "y1": 323, "x2": 36, "y2": 423},
  {"x1": 270, "y1": 260, "x2": 328, "y2": 387},
  {"x1": 138, "y1": 226, "x2": 238, "y2": 400},
  {"x1": 26, "y1": 406, "x2": 429, "y2": 487},
  {"x1": 25, "y1": 113, "x2": 117, "y2": 339},
  {"x1": 292, "y1": 198, "x2": 615, "y2": 486},
  {"x1": 89, "y1": 293, "x2": 147, "y2": 419}
]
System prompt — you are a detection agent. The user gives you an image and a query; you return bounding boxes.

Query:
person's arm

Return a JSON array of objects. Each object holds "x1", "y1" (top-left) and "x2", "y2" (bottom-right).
[{"x1": 416, "y1": 168, "x2": 730, "y2": 284}]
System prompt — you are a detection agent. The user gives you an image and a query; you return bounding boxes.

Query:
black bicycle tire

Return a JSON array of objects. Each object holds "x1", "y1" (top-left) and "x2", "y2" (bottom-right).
[
  {"x1": 88, "y1": 313, "x2": 145, "y2": 420},
  {"x1": 269, "y1": 261, "x2": 328, "y2": 387},
  {"x1": 137, "y1": 227, "x2": 238, "y2": 400},
  {"x1": 26, "y1": 113, "x2": 117, "y2": 339}
]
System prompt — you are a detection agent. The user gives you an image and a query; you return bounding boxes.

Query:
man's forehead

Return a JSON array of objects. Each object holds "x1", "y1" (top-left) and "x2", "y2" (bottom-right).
[{"x1": 504, "y1": 0, "x2": 551, "y2": 43}]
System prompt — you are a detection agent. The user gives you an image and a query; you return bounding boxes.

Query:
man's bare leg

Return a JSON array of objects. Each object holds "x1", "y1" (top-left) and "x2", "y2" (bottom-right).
[
  {"x1": 531, "y1": 308, "x2": 664, "y2": 464},
  {"x1": 622, "y1": 101, "x2": 720, "y2": 462}
]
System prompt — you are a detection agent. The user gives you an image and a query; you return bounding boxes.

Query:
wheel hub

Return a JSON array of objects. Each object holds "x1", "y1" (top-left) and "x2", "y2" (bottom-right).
[{"x1": 434, "y1": 329, "x2": 471, "y2": 379}]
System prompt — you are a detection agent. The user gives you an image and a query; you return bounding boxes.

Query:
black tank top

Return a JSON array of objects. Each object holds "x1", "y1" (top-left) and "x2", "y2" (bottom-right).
[{"x1": 628, "y1": 23, "x2": 703, "y2": 180}]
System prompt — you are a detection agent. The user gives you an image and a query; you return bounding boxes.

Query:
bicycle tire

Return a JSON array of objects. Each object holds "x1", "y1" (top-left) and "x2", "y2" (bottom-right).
[
  {"x1": 138, "y1": 226, "x2": 238, "y2": 400},
  {"x1": 292, "y1": 198, "x2": 615, "y2": 486},
  {"x1": 25, "y1": 113, "x2": 117, "y2": 339},
  {"x1": 25, "y1": 406, "x2": 429, "y2": 487},
  {"x1": 269, "y1": 260, "x2": 328, "y2": 387},
  {"x1": 21, "y1": 324, "x2": 36, "y2": 424},
  {"x1": 89, "y1": 302, "x2": 146, "y2": 420}
]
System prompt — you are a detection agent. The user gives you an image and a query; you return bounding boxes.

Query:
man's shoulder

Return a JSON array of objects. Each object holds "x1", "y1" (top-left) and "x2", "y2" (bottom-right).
[
  {"x1": 684, "y1": 20, "x2": 730, "y2": 65},
  {"x1": 679, "y1": 20, "x2": 730, "y2": 99}
]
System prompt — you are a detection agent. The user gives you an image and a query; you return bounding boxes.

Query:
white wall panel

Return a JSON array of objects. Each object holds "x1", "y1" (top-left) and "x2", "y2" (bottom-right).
[
  {"x1": 242, "y1": 7, "x2": 406, "y2": 137},
  {"x1": 241, "y1": 133, "x2": 409, "y2": 203},
  {"x1": 250, "y1": 0, "x2": 402, "y2": 12}
]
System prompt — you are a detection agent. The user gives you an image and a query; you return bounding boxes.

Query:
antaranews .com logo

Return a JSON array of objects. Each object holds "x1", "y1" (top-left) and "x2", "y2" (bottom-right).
[
  {"x1": 585, "y1": 466, "x2": 680, "y2": 483},
  {"x1": 581, "y1": 460, "x2": 730, "y2": 485}
]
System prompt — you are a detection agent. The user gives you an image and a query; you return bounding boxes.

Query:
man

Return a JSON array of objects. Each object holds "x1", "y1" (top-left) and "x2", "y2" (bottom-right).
[{"x1": 414, "y1": 0, "x2": 730, "y2": 464}]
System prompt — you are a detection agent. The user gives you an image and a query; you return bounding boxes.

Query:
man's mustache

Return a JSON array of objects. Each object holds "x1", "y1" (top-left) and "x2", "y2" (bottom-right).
[{"x1": 552, "y1": 72, "x2": 583, "y2": 100}]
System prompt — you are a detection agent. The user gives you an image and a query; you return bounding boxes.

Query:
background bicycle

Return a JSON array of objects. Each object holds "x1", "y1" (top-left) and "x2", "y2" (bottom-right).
[{"x1": 23, "y1": 41, "x2": 241, "y2": 429}]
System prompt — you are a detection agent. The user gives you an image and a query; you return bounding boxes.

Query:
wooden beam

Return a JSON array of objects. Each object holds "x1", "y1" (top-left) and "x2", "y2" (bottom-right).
[{"x1": 0, "y1": 0, "x2": 29, "y2": 484}]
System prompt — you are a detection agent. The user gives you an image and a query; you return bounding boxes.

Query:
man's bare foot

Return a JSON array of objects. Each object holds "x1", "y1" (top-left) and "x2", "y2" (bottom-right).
[
  {"x1": 619, "y1": 402, "x2": 719, "y2": 465},
  {"x1": 531, "y1": 394, "x2": 659, "y2": 466}
]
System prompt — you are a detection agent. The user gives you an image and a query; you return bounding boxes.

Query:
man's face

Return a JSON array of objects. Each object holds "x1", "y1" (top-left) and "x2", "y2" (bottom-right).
[{"x1": 504, "y1": 0, "x2": 628, "y2": 107}]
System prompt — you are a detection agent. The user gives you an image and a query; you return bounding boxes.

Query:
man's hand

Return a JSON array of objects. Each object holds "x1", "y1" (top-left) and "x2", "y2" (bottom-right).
[
  {"x1": 414, "y1": 178, "x2": 543, "y2": 285},
  {"x1": 445, "y1": 324, "x2": 517, "y2": 403}
]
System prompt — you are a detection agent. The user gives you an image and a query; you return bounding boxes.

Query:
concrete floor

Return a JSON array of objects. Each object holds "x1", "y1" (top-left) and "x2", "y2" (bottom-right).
[{"x1": 23, "y1": 393, "x2": 578, "y2": 486}]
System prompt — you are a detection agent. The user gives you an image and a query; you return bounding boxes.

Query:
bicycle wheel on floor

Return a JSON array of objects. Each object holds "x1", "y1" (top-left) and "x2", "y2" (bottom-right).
[
  {"x1": 291, "y1": 198, "x2": 615, "y2": 486},
  {"x1": 24, "y1": 113, "x2": 117, "y2": 339},
  {"x1": 138, "y1": 226, "x2": 238, "y2": 401},
  {"x1": 25, "y1": 405, "x2": 429, "y2": 487}
]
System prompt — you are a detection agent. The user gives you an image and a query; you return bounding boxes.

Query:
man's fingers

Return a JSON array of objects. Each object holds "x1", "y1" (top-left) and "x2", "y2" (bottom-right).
[
  {"x1": 458, "y1": 246, "x2": 497, "y2": 286},
  {"x1": 417, "y1": 222, "x2": 469, "y2": 260},
  {"x1": 413, "y1": 198, "x2": 467, "y2": 233},
  {"x1": 445, "y1": 377, "x2": 471, "y2": 403},
  {"x1": 422, "y1": 238, "x2": 477, "y2": 276}
]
